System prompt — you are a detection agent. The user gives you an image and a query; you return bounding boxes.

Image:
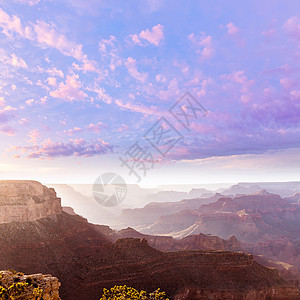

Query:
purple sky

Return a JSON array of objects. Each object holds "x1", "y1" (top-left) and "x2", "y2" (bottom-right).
[{"x1": 0, "y1": 0, "x2": 300, "y2": 185}]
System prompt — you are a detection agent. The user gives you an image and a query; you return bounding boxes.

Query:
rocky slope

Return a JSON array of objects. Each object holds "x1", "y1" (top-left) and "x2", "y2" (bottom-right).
[{"x1": 3, "y1": 212, "x2": 299, "y2": 299}]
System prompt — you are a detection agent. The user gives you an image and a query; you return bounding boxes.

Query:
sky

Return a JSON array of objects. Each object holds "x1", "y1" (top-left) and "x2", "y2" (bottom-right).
[{"x1": 0, "y1": 0, "x2": 300, "y2": 186}]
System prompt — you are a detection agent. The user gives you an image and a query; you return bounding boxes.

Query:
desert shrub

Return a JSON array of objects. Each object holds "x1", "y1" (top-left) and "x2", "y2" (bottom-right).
[
  {"x1": 99, "y1": 285, "x2": 169, "y2": 300},
  {"x1": 0, "y1": 280, "x2": 43, "y2": 299}
]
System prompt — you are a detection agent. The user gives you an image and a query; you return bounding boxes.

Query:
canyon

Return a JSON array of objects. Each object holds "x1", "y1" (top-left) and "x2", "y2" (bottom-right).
[{"x1": 0, "y1": 180, "x2": 299, "y2": 299}]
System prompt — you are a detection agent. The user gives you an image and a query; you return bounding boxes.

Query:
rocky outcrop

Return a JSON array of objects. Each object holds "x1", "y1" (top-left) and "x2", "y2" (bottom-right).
[
  {"x1": 0, "y1": 180, "x2": 62, "y2": 223},
  {"x1": 0, "y1": 270, "x2": 60, "y2": 299}
]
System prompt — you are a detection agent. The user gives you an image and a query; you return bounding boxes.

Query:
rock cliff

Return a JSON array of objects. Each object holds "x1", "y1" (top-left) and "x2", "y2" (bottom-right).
[{"x1": 0, "y1": 180, "x2": 62, "y2": 223}]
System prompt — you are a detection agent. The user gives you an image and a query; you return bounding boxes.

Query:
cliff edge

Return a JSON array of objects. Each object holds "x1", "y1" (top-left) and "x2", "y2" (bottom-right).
[{"x1": 0, "y1": 180, "x2": 62, "y2": 224}]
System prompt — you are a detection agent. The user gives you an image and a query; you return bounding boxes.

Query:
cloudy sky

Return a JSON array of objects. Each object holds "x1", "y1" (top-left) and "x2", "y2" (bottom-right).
[{"x1": 0, "y1": 0, "x2": 300, "y2": 186}]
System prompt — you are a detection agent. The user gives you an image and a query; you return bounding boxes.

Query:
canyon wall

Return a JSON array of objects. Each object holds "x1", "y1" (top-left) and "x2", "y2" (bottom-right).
[{"x1": 0, "y1": 180, "x2": 62, "y2": 223}]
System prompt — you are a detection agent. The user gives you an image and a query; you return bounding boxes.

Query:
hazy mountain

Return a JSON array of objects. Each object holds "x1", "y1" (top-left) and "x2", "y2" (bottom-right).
[
  {"x1": 116, "y1": 193, "x2": 224, "y2": 229},
  {"x1": 219, "y1": 182, "x2": 300, "y2": 197}
]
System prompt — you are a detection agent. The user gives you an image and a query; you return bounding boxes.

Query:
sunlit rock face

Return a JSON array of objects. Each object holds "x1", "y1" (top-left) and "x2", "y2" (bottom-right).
[{"x1": 0, "y1": 180, "x2": 62, "y2": 223}]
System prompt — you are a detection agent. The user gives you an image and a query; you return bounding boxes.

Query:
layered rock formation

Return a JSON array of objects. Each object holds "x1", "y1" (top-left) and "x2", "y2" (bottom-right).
[
  {"x1": 117, "y1": 193, "x2": 224, "y2": 229},
  {"x1": 0, "y1": 180, "x2": 62, "y2": 223},
  {"x1": 0, "y1": 270, "x2": 60, "y2": 299},
  {"x1": 133, "y1": 190, "x2": 300, "y2": 243},
  {"x1": 118, "y1": 189, "x2": 300, "y2": 288},
  {"x1": 1, "y1": 212, "x2": 298, "y2": 300},
  {"x1": 0, "y1": 181, "x2": 299, "y2": 299},
  {"x1": 113, "y1": 227, "x2": 242, "y2": 252}
]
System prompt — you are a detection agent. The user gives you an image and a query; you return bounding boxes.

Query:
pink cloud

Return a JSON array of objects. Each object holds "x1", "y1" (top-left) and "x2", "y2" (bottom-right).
[
  {"x1": 0, "y1": 8, "x2": 98, "y2": 72},
  {"x1": 27, "y1": 129, "x2": 40, "y2": 144},
  {"x1": 63, "y1": 122, "x2": 105, "y2": 136},
  {"x1": 25, "y1": 99, "x2": 34, "y2": 106},
  {"x1": 40, "y1": 96, "x2": 47, "y2": 105},
  {"x1": 224, "y1": 22, "x2": 245, "y2": 45},
  {"x1": 99, "y1": 35, "x2": 116, "y2": 53},
  {"x1": 10, "y1": 53, "x2": 28, "y2": 68},
  {"x1": 283, "y1": 16, "x2": 300, "y2": 39},
  {"x1": 72, "y1": 60, "x2": 99, "y2": 74},
  {"x1": 226, "y1": 22, "x2": 240, "y2": 35},
  {"x1": 115, "y1": 99, "x2": 159, "y2": 116},
  {"x1": 98, "y1": 35, "x2": 122, "y2": 71},
  {"x1": 4, "y1": 105, "x2": 17, "y2": 111},
  {"x1": 11, "y1": 138, "x2": 113, "y2": 159},
  {"x1": 221, "y1": 70, "x2": 254, "y2": 103},
  {"x1": 32, "y1": 20, "x2": 85, "y2": 60},
  {"x1": 0, "y1": 125, "x2": 16, "y2": 136},
  {"x1": 0, "y1": 8, "x2": 24, "y2": 37},
  {"x1": 156, "y1": 78, "x2": 181, "y2": 101},
  {"x1": 131, "y1": 24, "x2": 164, "y2": 46},
  {"x1": 47, "y1": 77, "x2": 57, "y2": 86},
  {"x1": 290, "y1": 90, "x2": 300, "y2": 100},
  {"x1": 118, "y1": 124, "x2": 129, "y2": 132},
  {"x1": 188, "y1": 32, "x2": 215, "y2": 60},
  {"x1": 91, "y1": 87, "x2": 112, "y2": 104},
  {"x1": 50, "y1": 74, "x2": 88, "y2": 102},
  {"x1": 131, "y1": 34, "x2": 142, "y2": 45},
  {"x1": 0, "y1": 50, "x2": 28, "y2": 69},
  {"x1": 125, "y1": 57, "x2": 148, "y2": 82},
  {"x1": 262, "y1": 28, "x2": 276, "y2": 39},
  {"x1": 280, "y1": 77, "x2": 298, "y2": 90},
  {"x1": 18, "y1": 118, "x2": 29, "y2": 125},
  {"x1": 86, "y1": 121, "x2": 104, "y2": 133},
  {"x1": 13, "y1": 0, "x2": 40, "y2": 6},
  {"x1": 64, "y1": 127, "x2": 83, "y2": 136},
  {"x1": 46, "y1": 67, "x2": 64, "y2": 78}
]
